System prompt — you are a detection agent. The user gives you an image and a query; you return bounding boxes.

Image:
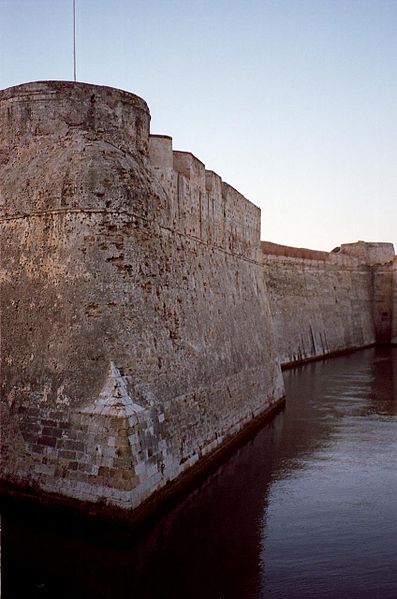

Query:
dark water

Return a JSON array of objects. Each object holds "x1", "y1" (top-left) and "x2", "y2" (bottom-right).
[{"x1": 1, "y1": 346, "x2": 397, "y2": 598}]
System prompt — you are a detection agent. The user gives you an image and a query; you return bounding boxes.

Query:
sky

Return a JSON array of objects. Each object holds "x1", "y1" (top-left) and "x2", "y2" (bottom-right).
[{"x1": 1, "y1": 0, "x2": 396, "y2": 251}]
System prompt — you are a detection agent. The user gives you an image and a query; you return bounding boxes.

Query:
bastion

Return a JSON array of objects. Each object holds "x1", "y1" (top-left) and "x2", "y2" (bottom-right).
[
  {"x1": 0, "y1": 81, "x2": 395, "y2": 520},
  {"x1": 0, "y1": 81, "x2": 284, "y2": 518}
]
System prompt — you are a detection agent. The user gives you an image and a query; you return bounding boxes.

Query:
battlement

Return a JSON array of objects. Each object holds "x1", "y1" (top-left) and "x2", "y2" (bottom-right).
[
  {"x1": 0, "y1": 81, "x2": 260, "y2": 261},
  {"x1": 149, "y1": 134, "x2": 260, "y2": 261}
]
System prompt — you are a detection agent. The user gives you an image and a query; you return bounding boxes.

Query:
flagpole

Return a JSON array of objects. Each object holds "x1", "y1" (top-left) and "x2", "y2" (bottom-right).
[{"x1": 73, "y1": 0, "x2": 77, "y2": 81}]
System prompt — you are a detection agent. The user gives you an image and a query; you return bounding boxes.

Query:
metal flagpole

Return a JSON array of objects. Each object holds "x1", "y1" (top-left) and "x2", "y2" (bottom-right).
[{"x1": 73, "y1": 0, "x2": 77, "y2": 81}]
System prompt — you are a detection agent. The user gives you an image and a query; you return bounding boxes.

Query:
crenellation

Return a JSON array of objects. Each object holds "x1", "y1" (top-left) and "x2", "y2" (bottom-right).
[
  {"x1": 147, "y1": 141, "x2": 261, "y2": 260},
  {"x1": 205, "y1": 169, "x2": 221, "y2": 194},
  {"x1": 222, "y1": 182, "x2": 261, "y2": 261},
  {"x1": 172, "y1": 151, "x2": 205, "y2": 238},
  {"x1": 205, "y1": 170, "x2": 223, "y2": 246},
  {"x1": 173, "y1": 151, "x2": 206, "y2": 185},
  {"x1": 148, "y1": 134, "x2": 174, "y2": 202}
]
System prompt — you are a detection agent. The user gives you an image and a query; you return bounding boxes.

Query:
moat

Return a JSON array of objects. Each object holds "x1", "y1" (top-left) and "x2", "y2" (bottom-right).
[{"x1": 1, "y1": 346, "x2": 396, "y2": 598}]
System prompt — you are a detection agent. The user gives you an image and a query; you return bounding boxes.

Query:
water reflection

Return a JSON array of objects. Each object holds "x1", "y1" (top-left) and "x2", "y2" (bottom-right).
[
  {"x1": 1, "y1": 347, "x2": 396, "y2": 598},
  {"x1": 261, "y1": 346, "x2": 397, "y2": 598}
]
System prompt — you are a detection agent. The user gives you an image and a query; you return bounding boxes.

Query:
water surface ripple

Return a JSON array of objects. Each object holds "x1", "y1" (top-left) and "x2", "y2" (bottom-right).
[{"x1": 1, "y1": 347, "x2": 396, "y2": 598}]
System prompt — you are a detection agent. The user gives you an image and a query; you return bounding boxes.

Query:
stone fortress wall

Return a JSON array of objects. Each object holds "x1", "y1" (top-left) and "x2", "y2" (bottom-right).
[
  {"x1": 392, "y1": 257, "x2": 397, "y2": 345},
  {"x1": 262, "y1": 240, "x2": 396, "y2": 366},
  {"x1": 0, "y1": 81, "x2": 283, "y2": 516},
  {"x1": 149, "y1": 135, "x2": 260, "y2": 261},
  {"x1": 0, "y1": 80, "x2": 395, "y2": 519}
]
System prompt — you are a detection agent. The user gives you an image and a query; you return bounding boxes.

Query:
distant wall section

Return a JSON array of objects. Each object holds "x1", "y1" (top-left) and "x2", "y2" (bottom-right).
[
  {"x1": 392, "y1": 258, "x2": 397, "y2": 345},
  {"x1": 340, "y1": 242, "x2": 395, "y2": 344},
  {"x1": 261, "y1": 241, "x2": 395, "y2": 366}
]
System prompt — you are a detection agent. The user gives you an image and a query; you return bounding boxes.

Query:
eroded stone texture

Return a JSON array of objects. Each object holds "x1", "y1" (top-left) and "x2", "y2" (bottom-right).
[
  {"x1": 0, "y1": 81, "x2": 284, "y2": 512},
  {"x1": 340, "y1": 242, "x2": 395, "y2": 345},
  {"x1": 262, "y1": 241, "x2": 396, "y2": 365},
  {"x1": 1, "y1": 80, "x2": 395, "y2": 517},
  {"x1": 392, "y1": 258, "x2": 397, "y2": 345}
]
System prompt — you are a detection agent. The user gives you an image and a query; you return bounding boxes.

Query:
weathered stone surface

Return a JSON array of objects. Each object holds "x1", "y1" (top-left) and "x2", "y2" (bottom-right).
[
  {"x1": 339, "y1": 240, "x2": 395, "y2": 266},
  {"x1": 1, "y1": 80, "x2": 395, "y2": 518},
  {"x1": 262, "y1": 241, "x2": 396, "y2": 364},
  {"x1": 0, "y1": 81, "x2": 284, "y2": 513},
  {"x1": 392, "y1": 258, "x2": 397, "y2": 345}
]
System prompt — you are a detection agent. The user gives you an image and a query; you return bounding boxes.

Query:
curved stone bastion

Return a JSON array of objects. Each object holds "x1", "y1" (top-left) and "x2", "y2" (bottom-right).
[{"x1": 0, "y1": 81, "x2": 285, "y2": 519}]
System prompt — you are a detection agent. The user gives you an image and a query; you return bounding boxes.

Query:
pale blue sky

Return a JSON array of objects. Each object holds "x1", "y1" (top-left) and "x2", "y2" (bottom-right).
[{"x1": 1, "y1": 0, "x2": 396, "y2": 251}]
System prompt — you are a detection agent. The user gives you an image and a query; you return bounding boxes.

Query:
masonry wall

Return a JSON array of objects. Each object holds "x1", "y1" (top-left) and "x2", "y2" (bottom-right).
[
  {"x1": 0, "y1": 81, "x2": 284, "y2": 513},
  {"x1": 340, "y1": 241, "x2": 395, "y2": 345},
  {"x1": 1, "y1": 80, "x2": 395, "y2": 519},
  {"x1": 149, "y1": 135, "x2": 260, "y2": 260},
  {"x1": 262, "y1": 241, "x2": 396, "y2": 365},
  {"x1": 392, "y1": 258, "x2": 397, "y2": 345}
]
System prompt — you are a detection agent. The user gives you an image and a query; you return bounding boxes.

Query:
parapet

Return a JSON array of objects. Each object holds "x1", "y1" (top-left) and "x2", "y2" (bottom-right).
[
  {"x1": 0, "y1": 80, "x2": 150, "y2": 156},
  {"x1": 205, "y1": 170, "x2": 222, "y2": 195},
  {"x1": 148, "y1": 134, "x2": 173, "y2": 168},
  {"x1": 262, "y1": 240, "x2": 396, "y2": 268},
  {"x1": 148, "y1": 135, "x2": 174, "y2": 199},
  {"x1": 261, "y1": 241, "x2": 328, "y2": 261},
  {"x1": 1, "y1": 81, "x2": 261, "y2": 261},
  {"x1": 173, "y1": 151, "x2": 206, "y2": 188},
  {"x1": 149, "y1": 134, "x2": 261, "y2": 261}
]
